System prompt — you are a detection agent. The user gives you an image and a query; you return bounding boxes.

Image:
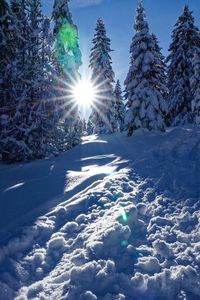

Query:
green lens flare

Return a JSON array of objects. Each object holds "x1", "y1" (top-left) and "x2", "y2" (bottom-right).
[
  {"x1": 121, "y1": 208, "x2": 128, "y2": 222},
  {"x1": 121, "y1": 240, "x2": 128, "y2": 247},
  {"x1": 59, "y1": 23, "x2": 78, "y2": 50}
]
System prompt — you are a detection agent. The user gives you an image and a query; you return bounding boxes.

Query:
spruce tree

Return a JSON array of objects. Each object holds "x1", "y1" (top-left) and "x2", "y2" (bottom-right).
[
  {"x1": 52, "y1": 0, "x2": 82, "y2": 151},
  {"x1": 20, "y1": 0, "x2": 46, "y2": 159},
  {"x1": 89, "y1": 19, "x2": 117, "y2": 134},
  {"x1": 10, "y1": 0, "x2": 29, "y2": 98},
  {"x1": 52, "y1": 0, "x2": 81, "y2": 79},
  {"x1": 41, "y1": 16, "x2": 54, "y2": 78},
  {"x1": 0, "y1": 0, "x2": 10, "y2": 142},
  {"x1": 0, "y1": 0, "x2": 19, "y2": 161},
  {"x1": 114, "y1": 80, "x2": 125, "y2": 132},
  {"x1": 124, "y1": 2, "x2": 167, "y2": 135},
  {"x1": 167, "y1": 5, "x2": 200, "y2": 125},
  {"x1": 152, "y1": 34, "x2": 168, "y2": 97},
  {"x1": 2, "y1": 0, "x2": 48, "y2": 162},
  {"x1": 87, "y1": 115, "x2": 94, "y2": 135},
  {"x1": 0, "y1": 0, "x2": 12, "y2": 108},
  {"x1": 152, "y1": 33, "x2": 169, "y2": 125},
  {"x1": 190, "y1": 50, "x2": 200, "y2": 124},
  {"x1": 41, "y1": 16, "x2": 59, "y2": 154},
  {"x1": 81, "y1": 118, "x2": 87, "y2": 135}
]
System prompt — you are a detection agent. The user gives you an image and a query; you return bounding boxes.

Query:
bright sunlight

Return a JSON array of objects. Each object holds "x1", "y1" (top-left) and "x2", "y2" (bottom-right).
[{"x1": 72, "y1": 79, "x2": 97, "y2": 107}]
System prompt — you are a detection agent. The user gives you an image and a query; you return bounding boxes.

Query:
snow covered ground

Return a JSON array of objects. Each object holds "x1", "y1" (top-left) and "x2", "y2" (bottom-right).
[{"x1": 0, "y1": 127, "x2": 200, "y2": 300}]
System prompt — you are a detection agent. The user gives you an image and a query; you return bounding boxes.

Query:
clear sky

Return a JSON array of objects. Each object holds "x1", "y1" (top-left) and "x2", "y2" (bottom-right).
[{"x1": 42, "y1": 0, "x2": 200, "y2": 86}]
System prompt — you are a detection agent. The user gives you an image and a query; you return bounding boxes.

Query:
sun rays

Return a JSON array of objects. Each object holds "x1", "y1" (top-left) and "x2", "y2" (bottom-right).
[{"x1": 42, "y1": 66, "x2": 117, "y2": 132}]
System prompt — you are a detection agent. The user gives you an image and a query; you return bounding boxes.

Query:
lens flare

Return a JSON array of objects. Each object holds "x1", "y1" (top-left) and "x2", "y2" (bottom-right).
[
  {"x1": 121, "y1": 207, "x2": 128, "y2": 223},
  {"x1": 59, "y1": 24, "x2": 78, "y2": 50}
]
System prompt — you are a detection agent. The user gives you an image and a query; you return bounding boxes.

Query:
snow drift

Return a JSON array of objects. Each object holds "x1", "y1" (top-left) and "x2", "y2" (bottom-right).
[{"x1": 0, "y1": 127, "x2": 200, "y2": 300}]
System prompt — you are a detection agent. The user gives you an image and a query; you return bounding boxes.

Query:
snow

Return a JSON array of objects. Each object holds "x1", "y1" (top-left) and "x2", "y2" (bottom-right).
[{"x1": 0, "y1": 127, "x2": 200, "y2": 299}]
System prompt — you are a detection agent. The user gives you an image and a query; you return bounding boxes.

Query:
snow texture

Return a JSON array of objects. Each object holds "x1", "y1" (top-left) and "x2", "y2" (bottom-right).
[{"x1": 0, "y1": 126, "x2": 200, "y2": 299}]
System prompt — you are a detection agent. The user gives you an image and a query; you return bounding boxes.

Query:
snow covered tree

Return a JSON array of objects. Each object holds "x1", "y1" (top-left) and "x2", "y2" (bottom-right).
[
  {"x1": 0, "y1": 0, "x2": 15, "y2": 92},
  {"x1": 2, "y1": 0, "x2": 49, "y2": 163},
  {"x1": 167, "y1": 5, "x2": 200, "y2": 125},
  {"x1": 81, "y1": 118, "x2": 87, "y2": 135},
  {"x1": 52, "y1": 0, "x2": 82, "y2": 151},
  {"x1": 40, "y1": 16, "x2": 60, "y2": 153},
  {"x1": 28, "y1": 0, "x2": 43, "y2": 81},
  {"x1": 87, "y1": 115, "x2": 94, "y2": 135},
  {"x1": 21, "y1": 0, "x2": 49, "y2": 159},
  {"x1": 9, "y1": 0, "x2": 29, "y2": 110},
  {"x1": 52, "y1": 0, "x2": 81, "y2": 77},
  {"x1": 124, "y1": 1, "x2": 167, "y2": 135},
  {"x1": 0, "y1": 0, "x2": 12, "y2": 108},
  {"x1": 89, "y1": 18, "x2": 117, "y2": 134},
  {"x1": 114, "y1": 80, "x2": 126, "y2": 132},
  {"x1": 10, "y1": 0, "x2": 29, "y2": 95},
  {"x1": 151, "y1": 33, "x2": 169, "y2": 125},
  {"x1": 1, "y1": 0, "x2": 84, "y2": 163},
  {"x1": 151, "y1": 34, "x2": 168, "y2": 97},
  {"x1": 190, "y1": 50, "x2": 200, "y2": 124},
  {"x1": 41, "y1": 16, "x2": 54, "y2": 81},
  {"x1": 0, "y1": 0, "x2": 19, "y2": 160}
]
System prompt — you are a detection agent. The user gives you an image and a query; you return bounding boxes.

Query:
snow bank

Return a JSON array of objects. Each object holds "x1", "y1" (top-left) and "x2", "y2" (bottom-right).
[{"x1": 0, "y1": 127, "x2": 199, "y2": 299}]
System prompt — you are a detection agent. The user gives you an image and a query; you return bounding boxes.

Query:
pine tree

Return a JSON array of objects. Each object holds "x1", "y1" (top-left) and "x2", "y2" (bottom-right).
[
  {"x1": 0, "y1": 0, "x2": 19, "y2": 161},
  {"x1": 2, "y1": 0, "x2": 48, "y2": 163},
  {"x1": 152, "y1": 33, "x2": 169, "y2": 125},
  {"x1": 52, "y1": 0, "x2": 82, "y2": 151},
  {"x1": 152, "y1": 34, "x2": 168, "y2": 96},
  {"x1": 87, "y1": 115, "x2": 94, "y2": 135},
  {"x1": 52, "y1": 0, "x2": 81, "y2": 78},
  {"x1": 167, "y1": 5, "x2": 200, "y2": 125},
  {"x1": 190, "y1": 50, "x2": 200, "y2": 124},
  {"x1": 40, "y1": 16, "x2": 60, "y2": 154},
  {"x1": 0, "y1": 0, "x2": 12, "y2": 108},
  {"x1": 0, "y1": 0, "x2": 10, "y2": 140},
  {"x1": 89, "y1": 19, "x2": 117, "y2": 134},
  {"x1": 81, "y1": 118, "x2": 87, "y2": 135},
  {"x1": 124, "y1": 2, "x2": 167, "y2": 135},
  {"x1": 21, "y1": 0, "x2": 49, "y2": 159},
  {"x1": 10, "y1": 0, "x2": 29, "y2": 98},
  {"x1": 41, "y1": 16, "x2": 54, "y2": 78},
  {"x1": 114, "y1": 80, "x2": 125, "y2": 132}
]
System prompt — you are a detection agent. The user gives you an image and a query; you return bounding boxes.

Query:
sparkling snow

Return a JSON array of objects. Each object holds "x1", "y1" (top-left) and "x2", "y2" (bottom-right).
[{"x1": 0, "y1": 127, "x2": 200, "y2": 300}]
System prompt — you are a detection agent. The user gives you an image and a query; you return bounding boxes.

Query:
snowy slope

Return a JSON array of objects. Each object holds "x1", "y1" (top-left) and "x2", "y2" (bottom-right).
[{"x1": 0, "y1": 127, "x2": 200, "y2": 300}]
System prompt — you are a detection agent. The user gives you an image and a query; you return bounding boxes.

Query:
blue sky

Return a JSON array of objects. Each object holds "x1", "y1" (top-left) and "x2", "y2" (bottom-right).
[{"x1": 42, "y1": 0, "x2": 200, "y2": 85}]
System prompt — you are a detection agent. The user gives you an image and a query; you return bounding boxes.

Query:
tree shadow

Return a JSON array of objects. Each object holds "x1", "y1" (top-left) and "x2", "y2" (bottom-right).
[{"x1": 0, "y1": 135, "x2": 124, "y2": 244}]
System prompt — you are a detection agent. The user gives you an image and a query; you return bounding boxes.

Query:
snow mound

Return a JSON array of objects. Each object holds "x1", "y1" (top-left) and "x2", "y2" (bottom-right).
[{"x1": 0, "y1": 127, "x2": 199, "y2": 299}]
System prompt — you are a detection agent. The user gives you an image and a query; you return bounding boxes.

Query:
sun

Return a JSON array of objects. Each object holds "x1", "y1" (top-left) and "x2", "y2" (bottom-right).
[{"x1": 72, "y1": 79, "x2": 97, "y2": 107}]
